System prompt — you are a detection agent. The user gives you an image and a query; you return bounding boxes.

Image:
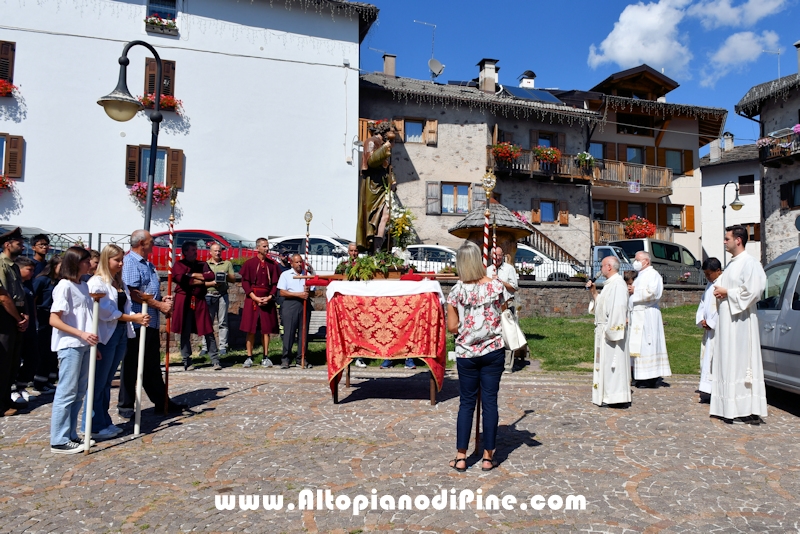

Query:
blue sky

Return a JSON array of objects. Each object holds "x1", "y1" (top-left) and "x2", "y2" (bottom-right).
[{"x1": 359, "y1": 0, "x2": 799, "y2": 152}]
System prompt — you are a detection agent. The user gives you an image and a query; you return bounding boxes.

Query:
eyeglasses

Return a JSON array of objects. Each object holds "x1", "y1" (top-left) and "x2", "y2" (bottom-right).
[{"x1": 34, "y1": 243, "x2": 49, "y2": 248}]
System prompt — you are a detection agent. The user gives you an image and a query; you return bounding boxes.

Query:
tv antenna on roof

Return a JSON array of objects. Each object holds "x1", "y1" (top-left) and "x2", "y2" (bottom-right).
[
  {"x1": 414, "y1": 20, "x2": 445, "y2": 81},
  {"x1": 763, "y1": 48, "x2": 781, "y2": 79}
]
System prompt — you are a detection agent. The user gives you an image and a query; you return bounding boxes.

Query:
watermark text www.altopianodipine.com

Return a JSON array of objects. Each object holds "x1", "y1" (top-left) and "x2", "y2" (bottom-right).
[{"x1": 214, "y1": 489, "x2": 586, "y2": 515}]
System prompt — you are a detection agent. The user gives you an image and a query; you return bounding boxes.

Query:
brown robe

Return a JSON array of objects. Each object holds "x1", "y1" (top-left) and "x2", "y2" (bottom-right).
[
  {"x1": 171, "y1": 259, "x2": 215, "y2": 336},
  {"x1": 239, "y1": 256, "x2": 280, "y2": 334},
  {"x1": 356, "y1": 134, "x2": 395, "y2": 251}
]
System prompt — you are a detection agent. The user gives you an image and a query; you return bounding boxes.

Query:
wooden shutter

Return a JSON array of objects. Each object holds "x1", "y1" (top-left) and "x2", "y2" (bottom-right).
[
  {"x1": 425, "y1": 181, "x2": 440, "y2": 214},
  {"x1": 557, "y1": 132, "x2": 566, "y2": 154},
  {"x1": 167, "y1": 148, "x2": 184, "y2": 188},
  {"x1": 559, "y1": 200, "x2": 569, "y2": 226},
  {"x1": 125, "y1": 145, "x2": 140, "y2": 185},
  {"x1": 392, "y1": 119, "x2": 404, "y2": 143},
  {"x1": 530, "y1": 198, "x2": 541, "y2": 224},
  {"x1": 603, "y1": 142, "x2": 616, "y2": 161},
  {"x1": 471, "y1": 184, "x2": 486, "y2": 211},
  {"x1": 658, "y1": 204, "x2": 668, "y2": 226},
  {"x1": 617, "y1": 144, "x2": 628, "y2": 163},
  {"x1": 685, "y1": 205, "x2": 695, "y2": 232},
  {"x1": 161, "y1": 60, "x2": 176, "y2": 97},
  {"x1": 4, "y1": 135, "x2": 23, "y2": 178},
  {"x1": 753, "y1": 223, "x2": 761, "y2": 241},
  {"x1": 780, "y1": 183, "x2": 791, "y2": 209},
  {"x1": 529, "y1": 130, "x2": 539, "y2": 149},
  {"x1": 423, "y1": 119, "x2": 438, "y2": 146},
  {"x1": 0, "y1": 41, "x2": 15, "y2": 83},
  {"x1": 645, "y1": 147, "x2": 655, "y2": 166},
  {"x1": 358, "y1": 118, "x2": 369, "y2": 143},
  {"x1": 656, "y1": 148, "x2": 666, "y2": 168},
  {"x1": 618, "y1": 201, "x2": 628, "y2": 221},
  {"x1": 145, "y1": 57, "x2": 157, "y2": 95},
  {"x1": 606, "y1": 200, "x2": 617, "y2": 222},
  {"x1": 646, "y1": 202, "x2": 657, "y2": 224},
  {"x1": 683, "y1": 150, "x2": 694, "y2": 176},
  {"x1": 145, "y1": 58, "x2": 175, "y2": 96}
]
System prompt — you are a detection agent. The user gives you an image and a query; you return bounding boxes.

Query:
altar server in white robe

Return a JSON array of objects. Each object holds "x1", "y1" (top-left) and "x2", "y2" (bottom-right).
[
  {"x1": 629, "y1": 251, "x2": 671, "y2": 388},
  {"x1": 711, "y1": 226, "x2": 767, "y2": 424},
  {"x1": 696, "y1": 257, "x2": 722, "y2": 402},
  {"x1": 587, "y1": 256, "x2": 631, "y2": 407}
]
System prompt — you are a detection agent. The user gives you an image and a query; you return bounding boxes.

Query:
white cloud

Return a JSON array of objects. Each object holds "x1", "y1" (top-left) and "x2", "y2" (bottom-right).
[
  {"x1": 588, "y1": 0, "x2": 693, "y2": 78},
  {"x1": 700, "y1": 30, "x2": 780, "y2": 87},
  {"x1": 687, "y1": 0, "x2": 786, "y2": 29}
]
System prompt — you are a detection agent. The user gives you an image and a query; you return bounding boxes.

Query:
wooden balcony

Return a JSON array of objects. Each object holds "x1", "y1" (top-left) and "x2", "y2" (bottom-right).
[
  {"x1": 592, "y1": 160, "x2": 672, "y2": 195},
  {"x1": 593, "y1": 220, "x2": 674, "y2": 245},
  {"x1": 760, "y1": 133, "x2": 800, "y2": 168},
  {"x1": 487, "y1": 147, "x2": 590, "y2": 181}
]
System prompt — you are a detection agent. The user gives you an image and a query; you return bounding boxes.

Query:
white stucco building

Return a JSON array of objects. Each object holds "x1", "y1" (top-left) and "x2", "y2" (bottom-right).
[
  {"x1": 698, "y1": 137, "x2": 762, "y2": 263},
  {"x1": 0, "y1": 0, "x2": 376, "y2": 245}
]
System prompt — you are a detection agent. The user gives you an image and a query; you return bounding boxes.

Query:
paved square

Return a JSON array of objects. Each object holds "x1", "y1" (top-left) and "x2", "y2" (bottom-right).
[{"x1": 1, "y1": 367, "x2": 799, "y2": 532}]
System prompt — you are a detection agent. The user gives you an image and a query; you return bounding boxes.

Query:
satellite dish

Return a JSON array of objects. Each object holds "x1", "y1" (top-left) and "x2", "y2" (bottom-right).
[{"x1": 428, "y1": 58, "x2": 445, "y2": 78}]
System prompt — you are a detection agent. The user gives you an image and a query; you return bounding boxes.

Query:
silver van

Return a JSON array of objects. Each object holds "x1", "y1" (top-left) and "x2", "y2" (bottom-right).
[
  {"x1": 757, "y1": 247, "x2": 800, "y2": 395},
  {"x1": 609, "y1": 238, "x2": 703, "y2": 284}
]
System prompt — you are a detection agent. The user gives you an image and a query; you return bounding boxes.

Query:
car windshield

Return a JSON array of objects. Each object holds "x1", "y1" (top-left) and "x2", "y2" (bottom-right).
[
  {"x1": 333, "y1": 238, "x2": 351, "y2": 247},
  {"x1": 610, "y1": 240, "x2": 643, "y2": 260},
  {"x1": 216, "y1": 232, "x2": 255, "y2": 247},
  {"x1": 612, "y1": 246, "x2": 632, "y2": 263}
]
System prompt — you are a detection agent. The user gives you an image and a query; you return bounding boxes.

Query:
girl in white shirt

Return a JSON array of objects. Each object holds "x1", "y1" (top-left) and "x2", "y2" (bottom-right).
[{"x1": 49, "y1": 247, "x2": 97, "y2": 454}]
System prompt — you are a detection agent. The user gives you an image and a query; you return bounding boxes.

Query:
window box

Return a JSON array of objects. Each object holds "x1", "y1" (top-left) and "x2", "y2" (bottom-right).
[{"x1": 145, "y1": 23, "x2": 179, "y2": 36}]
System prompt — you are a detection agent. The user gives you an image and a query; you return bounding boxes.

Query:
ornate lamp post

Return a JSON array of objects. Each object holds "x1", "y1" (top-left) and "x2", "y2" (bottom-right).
[
  {"x1": 302, "y1": 210, "x2": 313, "y2": 369},
  {"x1": 481, "y1": 171, "x2": 497, "y2": 267},
  {"x1": 97, "y1": 40, "x2": 164, "y2": 231},
  {"x1": 722, "y1": 181, "x2": 744, "y2": 267}
]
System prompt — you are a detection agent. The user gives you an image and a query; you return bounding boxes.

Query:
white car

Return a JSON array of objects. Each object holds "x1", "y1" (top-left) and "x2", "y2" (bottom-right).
[
  {"x1": 514, "y1": 244, "x2": 582, "y2": 281},
  {"x1": 269, "y1": 235, "x2": 351, "y2": 275},
  {"x1": 406, "y1": 244, "x2": 457, "y2": 273}
]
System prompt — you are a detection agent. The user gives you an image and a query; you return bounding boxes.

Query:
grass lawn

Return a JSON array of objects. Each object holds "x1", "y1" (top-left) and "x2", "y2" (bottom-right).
[{"x1": 178, "y1": 305, "x2": 701, "y2": 375}]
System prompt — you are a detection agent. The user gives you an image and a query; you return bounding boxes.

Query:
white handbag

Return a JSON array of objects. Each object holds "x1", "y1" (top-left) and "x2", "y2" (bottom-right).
[{"x1": 500, "y1": 309, "x2": 526, "y2": 351}]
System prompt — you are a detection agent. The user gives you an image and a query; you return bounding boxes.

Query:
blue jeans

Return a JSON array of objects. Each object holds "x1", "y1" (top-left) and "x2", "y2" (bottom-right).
[
  {"x1": 50, "y1": 346, "x2": 91, "y2": 446},
  {"x1": 83, "y1": 323, "x2": 127, "y2": 433},
  {"x1": 456, "y1": 348, "x2": 505, "y2": 451}
]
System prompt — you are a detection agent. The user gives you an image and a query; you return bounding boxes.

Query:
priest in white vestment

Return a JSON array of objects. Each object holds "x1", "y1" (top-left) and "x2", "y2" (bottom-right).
[
  {"x1": 588, "y1": 256, "x2": 631, "y2": 407},
  {"x1": 629, "y1": 252, "x2": 671, "y2": 387},
  {"x1": 711, "y1": 226, "x2": 767, "y2": 424},
  {"x1": 696, "y1": 258, "x2": 722, "y2": 401}
]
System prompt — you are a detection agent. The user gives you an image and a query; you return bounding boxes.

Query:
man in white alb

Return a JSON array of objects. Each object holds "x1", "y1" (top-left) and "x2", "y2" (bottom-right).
[
  {"x1": 711, "y1": 225, "x2": 767, "y2": 425},
  {"x1": 587, "y1": 256, "x2": 631, "y2": 407},
  {"x1": 487, "y1": 246, "x2": 520, "y2": 371},
  {"x1": 628, "y1": 251, "x2": 671, "y2": 388},
  {"x1": 696, "y1": 257, "x2": 722, "y2": 404}
]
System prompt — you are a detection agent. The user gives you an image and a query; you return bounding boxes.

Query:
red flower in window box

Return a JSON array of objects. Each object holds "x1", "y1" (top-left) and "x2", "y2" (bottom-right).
[
  {"x1": 0, "y1": 79, "x2": 18, "y2": 97},
  {"x1": 533, "y1": 146, "x2": 562, "y2": 164},
  {"x1": 144, "y1": 14, "x2": 177, "y2": 29},
  {"x1": 622, "y1": 215, "x2": 656, "y2": 239},
  {"x1": 129, "y1": 182, "x2": 172, "y2": 205},
  {"x1": 491, "y1": 142, "x2": 521, "y2": 163},
  {"x1": 0, "y1": 174, "x2": 15, "y2": 193},
  {"x1": 138, "y1": 93, "x2": 183, "y2": 113}
]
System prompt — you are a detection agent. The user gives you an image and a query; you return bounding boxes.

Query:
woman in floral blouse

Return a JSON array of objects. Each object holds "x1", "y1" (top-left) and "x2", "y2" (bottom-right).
[{"x1": 446, "y1": 241, "x2": 505, "y2": 472}]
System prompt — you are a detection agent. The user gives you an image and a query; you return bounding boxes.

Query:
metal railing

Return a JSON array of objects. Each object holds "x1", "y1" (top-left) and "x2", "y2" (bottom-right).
[
  {"x1": 760, "y1": 133, "x2": 800, "y2": 165},
  {"x1": 521, "y1": 229, "x2": 579, "y2": 265},
  {"x1": 593, "y1": 220, "x2": 674, "y2": 245},
  {"x1": 487, "y1": 148, "x2": 589, "y2": 179}
]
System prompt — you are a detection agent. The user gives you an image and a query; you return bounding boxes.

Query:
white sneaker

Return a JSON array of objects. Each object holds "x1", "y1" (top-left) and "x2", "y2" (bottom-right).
[
  {"x1": 92, "y1": 426, "x2": 122, "y2": 441},
  {"x1": 243, "y1": 358, "x2": 253, "y2": 368},
  {"x1": 11, "y1": 391, "x2": 27, "y2": 405},
  {"x1": 20, "y1": 390, "x2": 30, "y2": 402},
  {"x1": 261, "y1": 358, "x2": 273, "y2": 367},
  {"x1": 355, "y1": 359, "x2": 367, "y2": 368}
]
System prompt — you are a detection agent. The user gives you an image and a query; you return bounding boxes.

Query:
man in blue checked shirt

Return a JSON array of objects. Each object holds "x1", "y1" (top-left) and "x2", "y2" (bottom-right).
[{"x1": 118, "y1": 230, "x2": 187, "y2": 417}]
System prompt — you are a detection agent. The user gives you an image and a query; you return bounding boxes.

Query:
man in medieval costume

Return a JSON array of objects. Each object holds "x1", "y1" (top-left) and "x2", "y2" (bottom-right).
[{"x1": 356, "y1": 120, "x2": 396, "y2": 253}]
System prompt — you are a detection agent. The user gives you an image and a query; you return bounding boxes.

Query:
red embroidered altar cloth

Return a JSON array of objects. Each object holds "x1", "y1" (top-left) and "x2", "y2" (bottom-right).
[{"x1": 326, "y1": 288, "x2": 446, "y2": 391}]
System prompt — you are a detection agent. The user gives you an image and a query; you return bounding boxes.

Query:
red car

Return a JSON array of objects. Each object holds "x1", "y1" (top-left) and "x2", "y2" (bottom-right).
[{"x1": 150, "y1": 229, "x2": 261, "y2": 270}]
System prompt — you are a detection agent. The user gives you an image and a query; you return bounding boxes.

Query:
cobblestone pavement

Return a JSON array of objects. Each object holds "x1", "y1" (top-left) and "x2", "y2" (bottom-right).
[{"x1": 2, "y1": 366, "x2": 800, "y2": 533}]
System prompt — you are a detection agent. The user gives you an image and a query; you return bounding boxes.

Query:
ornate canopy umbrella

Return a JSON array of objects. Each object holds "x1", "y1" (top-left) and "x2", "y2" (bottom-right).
[{"x1": 448, "y1": 199, "x2": 533, "y2": 261}]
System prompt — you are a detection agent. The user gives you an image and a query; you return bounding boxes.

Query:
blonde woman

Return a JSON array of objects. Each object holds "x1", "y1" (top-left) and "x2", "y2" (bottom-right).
[
  {"x1": 83, "y1": 245, "x2": 149, "y2": 441},
  {"x1": 446, "y1": 241, "x2": 506, "y2": 472}
]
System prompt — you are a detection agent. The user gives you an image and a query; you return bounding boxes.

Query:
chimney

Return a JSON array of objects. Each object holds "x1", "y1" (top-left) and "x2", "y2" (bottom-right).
[
  {"x1": 477, "y1": 58, "x2": 499, "y2": 93},
  {"x1": 709, "y1": 139, "x2": 721, "y2": 163},
  {"x1": 795, "y1": 40, "x2": 800, "y2": 73},
  {"x1": 723, "y1": 132, "x2": 734, "y2": 151},
  {"x1": 383, "y1": 54, "x2": 396, "y2": 77},
  {"x1": 519, "y1": 70, "x2": 536, "y2": 88}
]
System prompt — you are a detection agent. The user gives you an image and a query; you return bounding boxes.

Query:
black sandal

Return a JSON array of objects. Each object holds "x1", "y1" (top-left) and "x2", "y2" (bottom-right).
[
  {"x1": 449, "y1": 457, "x2": 467, "y2": 472},
  {"x1": 481, "y1": 457, "x2": 498, "y2": 471}
]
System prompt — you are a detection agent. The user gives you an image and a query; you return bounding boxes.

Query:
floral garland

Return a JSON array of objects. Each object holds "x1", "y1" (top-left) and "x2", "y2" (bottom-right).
[
  {"x1": 794, "y1": 124, "x2": 800, "y2": 135},
  {"x1": 511, "y1": 210, "x2": 531, "y2": 226},
  {"x1": 622, "y1": 215, "x2": 656, "y2": 239},
  {"x1": 0, "y1": 79, "x2": 18, "y2": 97},
  {"x1": 129, "y1": 182, "x2": 172, "y2": 205},
  {"x1": 533, "y1": 146, "x2": 561, "y2": 164},
  {"x1": 138, "y1": 94, "x2": 183, "y2": 113},
  {"x1": 491, "y1": 142, "x2": 521, "y2": 162},
  {"x1": 756, "y1": 137, "x2": 775, "y2": 148}
]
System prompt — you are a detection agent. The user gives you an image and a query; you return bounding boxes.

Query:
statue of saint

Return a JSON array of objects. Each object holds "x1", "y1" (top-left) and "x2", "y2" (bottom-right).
[{"x1": 356, "y1": 120, "x2": 396, "y2": 253}]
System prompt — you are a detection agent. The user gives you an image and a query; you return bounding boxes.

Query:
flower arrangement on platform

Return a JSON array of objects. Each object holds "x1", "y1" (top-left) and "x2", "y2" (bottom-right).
[
  {"x1": 575, "y1": 151, "x2": 595, "y2": 167},
  {"x1": 756, "y1": 137, "x2": 775, "y2": 148},
  {"x1": 138, "y1": 94, "x2": 183, "y2": 113},
  {"x1": 0, "y1": 174, "x2": 14, "y2": 193},
  {"x1": 389, "y1": 205, "x2": 417, "y2": 250},
  {"x1": 129, "y1": 182, "x2": 172, "y2": 205},
  {"x1": 342, "y1": 252, "x2": 406, "y2": 281},
  {"x1": 145, "y1": 14, "x2": 177, "y2": 29},
  {"x1": 0, "y1": 79, "x2": 18, "y2": 97},
  {"x1": 622, "y1": 215, "x2": 656, "y2": 239},
  {"x1": 334, "y1": 257, "x2": 357, "y2": 275},
  {"x1": 518, "y1": 262, "x2": 534, "y2": 276},
  {"x1": 677, "y1": 271, "x2": 692, "y2": 282},
  {"x1": 438, "y1": 265, "x2": 458, "y2": 276},
  {"x1": 491, "y1": 142, "x2": 521, "y2": 163},
  {"x1": 533, "y1": 146, "x2": 562, "y2": 164}
]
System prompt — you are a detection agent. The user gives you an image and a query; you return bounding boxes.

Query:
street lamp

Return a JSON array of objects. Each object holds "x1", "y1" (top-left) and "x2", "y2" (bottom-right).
[
  {"x1": 97, "y1": 40, "x2": 164, "y2": 231},
  {"x1": 722, "y1": 181, "x2": 744, "y2": 267}
]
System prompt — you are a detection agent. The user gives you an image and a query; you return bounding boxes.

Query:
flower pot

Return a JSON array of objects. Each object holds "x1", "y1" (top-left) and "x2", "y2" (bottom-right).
[
  {"x1": 518, "y1": 275, "x2": 536, "y2": 281},
  {"x1": 569, "y1": 277, "x2": 587, "y2": 282},
  {"x1": 141, "y1": 102, "x2": 177, "y2": 112},
  {"x1": 146, "y1": 23, "x2": 179, "y2": 36},
  {"x1": 374, "y1": 270, "x2": 402, "y2": 280}
]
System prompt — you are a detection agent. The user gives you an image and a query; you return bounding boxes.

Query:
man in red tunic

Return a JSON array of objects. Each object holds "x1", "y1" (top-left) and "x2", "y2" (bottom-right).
[
  {"x1": 171, "y1": 241, "x2": 218, "y2": 371},
  {"x1": 239, "y1": 238, "x2": 280, "y2": 368}
]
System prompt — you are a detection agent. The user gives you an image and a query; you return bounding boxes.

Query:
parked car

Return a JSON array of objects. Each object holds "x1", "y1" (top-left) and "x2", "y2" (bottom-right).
[
  {"x1": 591, "y1": 245, "x2": 634, "y2": 282},
  {"x1": 514, "y1": 244, "x2": 582, "y2": 281},
  {"x1": 609, "y1": 238, "x2": 703, "y2": 284},
  {"x1": 269, "y1": 235, "x2": 351, "y2": 275},
  {"x1": 406, "y1": 244, "x2": 457, "y2": 273},
  {"x1": 757, "y1": 247, "x2": 800, "y2": 395},
  {"x1": 150, "y1": 229, "x2": 259, "y2": 269}
]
